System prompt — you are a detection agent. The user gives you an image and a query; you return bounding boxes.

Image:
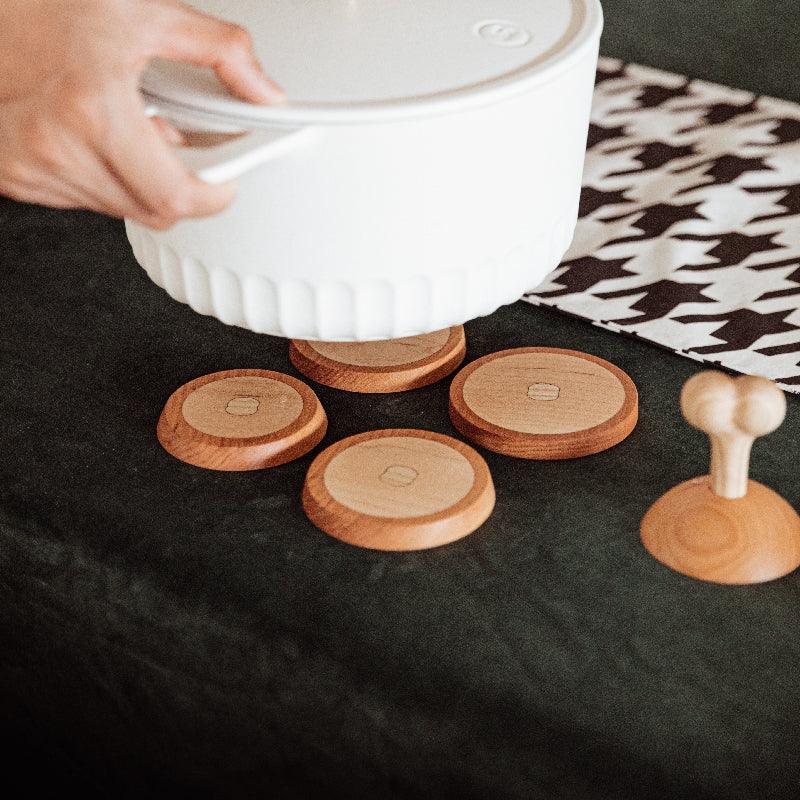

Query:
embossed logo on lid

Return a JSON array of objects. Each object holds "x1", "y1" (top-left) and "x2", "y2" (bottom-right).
[{"x1": 475, "y1": 20, "x2": 532, "y2": 48}]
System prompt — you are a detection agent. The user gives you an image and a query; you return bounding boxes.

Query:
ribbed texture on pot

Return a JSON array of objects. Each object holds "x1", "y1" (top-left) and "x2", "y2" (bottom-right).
[{"x1": 126, "y1": 214, "x2": 577, "y2": 341}]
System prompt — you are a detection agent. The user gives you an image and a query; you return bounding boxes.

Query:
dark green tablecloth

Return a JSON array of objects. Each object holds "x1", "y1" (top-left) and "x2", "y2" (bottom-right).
[{"x1": 3, "y1": 3, "x2": 800, "y2": 798}]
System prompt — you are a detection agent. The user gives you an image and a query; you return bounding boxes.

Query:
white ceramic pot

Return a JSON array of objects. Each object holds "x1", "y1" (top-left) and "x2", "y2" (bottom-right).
[{"x1": 127, "y1": 0, "x2": 603, "y2": 341}]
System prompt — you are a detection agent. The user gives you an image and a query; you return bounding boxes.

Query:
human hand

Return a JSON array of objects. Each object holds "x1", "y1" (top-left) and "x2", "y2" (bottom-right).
[{"x1": 0, "y1": 0, "x2": 283, "y2": 228}]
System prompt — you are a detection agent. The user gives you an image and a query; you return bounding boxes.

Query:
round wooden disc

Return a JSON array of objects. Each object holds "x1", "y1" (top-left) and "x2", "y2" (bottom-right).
[
  {"x1": 302, "y1": 429, "x2": 495, "y2": 550},
  {"x1": 449, "y1": 347, "x2": 638, "y2": 459},
  {"x1": 289, "y1": 326, "x2": 466, "y2": 393},
  {"x1": 157, "y1": 369, "x2": 327, "y2": 470},
  {"x1": 641, "y1": 476, "x2": 800, "y2": 584}
]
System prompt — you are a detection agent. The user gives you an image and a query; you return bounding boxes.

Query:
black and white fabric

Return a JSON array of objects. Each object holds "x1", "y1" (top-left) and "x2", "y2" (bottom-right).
[{"x1": 526, "y1": 57, "x2": 800, "y2": 392}]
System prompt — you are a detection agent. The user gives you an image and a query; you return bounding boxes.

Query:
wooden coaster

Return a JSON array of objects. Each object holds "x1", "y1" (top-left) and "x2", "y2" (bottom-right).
[
  {"x1": 641, "y1": 477, "x2": 800, "y2": 584},
  {"x1": 449, "y1": 347, "x2": 638, "y2": 459},
  {"x1": 289, "y1": 326, "x2": 466, "y2": 393},
  {"x1": 157, "y1": 369, "x2": 327, "y2": 470},
  {"x1": 302, "y1": 429, "x2": 495, "y2": 550}
]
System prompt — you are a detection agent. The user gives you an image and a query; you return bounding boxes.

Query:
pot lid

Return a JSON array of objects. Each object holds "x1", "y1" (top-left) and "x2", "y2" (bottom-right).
[{"x1": 141, "y1": 0, "x2": 602, "y2": 126}]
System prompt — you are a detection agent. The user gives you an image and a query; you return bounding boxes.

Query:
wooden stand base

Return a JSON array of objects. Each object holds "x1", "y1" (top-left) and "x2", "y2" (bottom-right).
[{"x1": 641, "y1": 476, "x2": 800, "y2": 584}]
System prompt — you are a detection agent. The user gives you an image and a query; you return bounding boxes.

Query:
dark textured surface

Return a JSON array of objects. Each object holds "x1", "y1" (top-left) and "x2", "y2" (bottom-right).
[
  {"x1": 601, "y1": 0, "x2": 800, "y2": 104},
  {"x1": 2, "y1": 3, "x2": 800, "y2": 798}
]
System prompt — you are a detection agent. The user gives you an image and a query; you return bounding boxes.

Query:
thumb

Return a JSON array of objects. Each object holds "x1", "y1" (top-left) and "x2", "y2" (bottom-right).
[{"x1": 153, "y1": 3, "x2": 285, "y2": 105}]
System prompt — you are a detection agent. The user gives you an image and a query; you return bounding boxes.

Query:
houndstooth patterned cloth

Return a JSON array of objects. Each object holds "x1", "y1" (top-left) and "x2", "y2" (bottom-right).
[{"x1": 525, "y1": 57, "x2": 800, "y2": 392}]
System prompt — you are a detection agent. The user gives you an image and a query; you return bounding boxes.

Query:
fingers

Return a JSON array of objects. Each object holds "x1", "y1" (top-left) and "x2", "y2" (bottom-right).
[
  {"x1": 153, "y1": 2, "x2": 285, "y2": 105},
  {"x1": 99, "y1": 95, "x2": 238, "y2": 227},
  {"x1": 0, "y1": 0, "x2": 274, "y2": 226},
  {"x1": 0, "y1": 109, "x2": 208, "y2": 228},
  {"x1": 84, "y1": 116, "x2": 191, "y2": 225},
  {"x1": 1, "y1": 79, "x2": 237, "y2": 228}
]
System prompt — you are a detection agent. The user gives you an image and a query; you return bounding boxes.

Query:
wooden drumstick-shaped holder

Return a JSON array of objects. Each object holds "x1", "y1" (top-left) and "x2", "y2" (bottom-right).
[{"x1": 641, "y1": 371, "x2": 800, "y2": 584}]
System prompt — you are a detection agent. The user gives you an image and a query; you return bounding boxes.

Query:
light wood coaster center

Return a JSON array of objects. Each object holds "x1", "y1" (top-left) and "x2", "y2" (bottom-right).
[
  {"x1": 449, "y1": 348, "x2": 638, "y2": 459},
  {"x1": 181, "y1": 376, "x2": 303, "y2": 439},
  {"x1": 323, "y1": 436, "x2": 475, "y2": 518},
  {"x1": 462, "y1": 351, "x2": 625, "y2": 434},
  {"x1": 302, "y1": 429, "x2": 495, "y2": 550},
  {"x1": 289, "y1": 326, "x2": 466, "y2": 393},
  {"x1": 309, "y1": 329, "x2": 451, "y2": 368},
  {"x1": 641, "y1": 371, "x2": 800, "y2": 584}
]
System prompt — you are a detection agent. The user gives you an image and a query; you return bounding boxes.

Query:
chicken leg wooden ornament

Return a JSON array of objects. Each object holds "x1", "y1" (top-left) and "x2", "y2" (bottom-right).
[{"x1": 641, "y1": 371, "x2": 800, "y2": 584}]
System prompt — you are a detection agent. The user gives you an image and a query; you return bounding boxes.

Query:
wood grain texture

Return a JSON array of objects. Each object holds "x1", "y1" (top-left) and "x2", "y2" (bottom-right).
[
  {"x1": 449, "y1": 348, "x2": 638, "y2": 459},
  {"x1": 289, "y1": 327, "x2": 466, "y2": 393},
  {"x1": 157, "y1": 369, "x2": 327, "y2": 471},
  {"x1": 641, "y1": 477, "x2": 800, "y2": 584},
  {"x1": 302, "y1": 429, "x2": 495, "y2": 551},
  {"x1": 181, "y1": 376, "x2": 304, "y2": 439}
]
